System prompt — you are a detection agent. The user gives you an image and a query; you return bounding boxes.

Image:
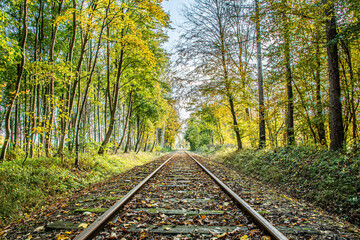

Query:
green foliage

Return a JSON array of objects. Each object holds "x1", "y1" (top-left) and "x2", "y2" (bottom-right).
[
  {"x1": 185, "y1": 107, "x2": 225, "y2": 151},
  {"x1": 0, "y1": 151, "x2": 160, "y2": 227},
  {"x1": 220, "y1": 146, "x2": 360, "y2": 224},
  {"x1": 184, "y1": 119, "x2": 212, "y2": 151}
]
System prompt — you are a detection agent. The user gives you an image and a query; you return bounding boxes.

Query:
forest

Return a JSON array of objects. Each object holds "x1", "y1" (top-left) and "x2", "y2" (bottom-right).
[
  {"x1": 179, "y1": 0, "x2": 360, "y2": 152},
  {"x1": 0, "y1": 0, "x2": 360, "y2": 231},
  {"x1": 1, "y1": 0, "x2": 359, "y2": 163},
  {"x1": 0, "y1": 0, "x2": 180, "y2": 166}
]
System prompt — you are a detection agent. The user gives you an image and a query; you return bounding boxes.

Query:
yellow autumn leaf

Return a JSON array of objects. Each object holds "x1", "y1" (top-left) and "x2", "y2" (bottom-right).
[
  {"x1": 240, "y1": 235, "x2": 249, "y2": 240},
  {"x1": 26, "y1": 236, "x2": 32, "y2": 240},
  {"x1": 56, "y1": 235, "x2": 69, "y2": 240},
  {"x1": 216, "y1": 233, "x2": 226, "y2": 238},
  {"x1": 78, "y1": 223, "x2": 88, "y2": 229}
]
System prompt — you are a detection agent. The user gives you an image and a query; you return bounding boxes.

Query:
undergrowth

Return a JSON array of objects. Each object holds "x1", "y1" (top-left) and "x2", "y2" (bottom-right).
[
  {"x1": 0, "y1": 151, "x2": 161, "y2": 227},
  {"x1": 213, "y1": 146, "x2": 360, "y2": 225}
]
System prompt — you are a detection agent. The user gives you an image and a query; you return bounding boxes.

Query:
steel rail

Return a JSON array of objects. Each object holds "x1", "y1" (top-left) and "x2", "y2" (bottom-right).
[
  {"x1": 74, "y1": 153, "x2": 177, "y2": 240},
  {"x1": 185, "y1": 151, "x2": 288, "y2": 240}
]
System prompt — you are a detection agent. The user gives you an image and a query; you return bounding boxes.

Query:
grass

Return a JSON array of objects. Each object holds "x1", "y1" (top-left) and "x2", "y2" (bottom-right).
[
  {"x1": 209, "y1": 145, "x2": 360, "y2": 225},
  {"x1": 0, "y1": 151, "x2": 162, "y2": 227}
]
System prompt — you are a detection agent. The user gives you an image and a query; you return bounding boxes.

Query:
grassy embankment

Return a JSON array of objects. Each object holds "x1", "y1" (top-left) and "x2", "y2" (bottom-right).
[
  {"x1": 202, "y1": 145, "x2": 360, "y2": 225},
  {"x1": 0, "y1": 151, "x2": 162, "y2": 227}
]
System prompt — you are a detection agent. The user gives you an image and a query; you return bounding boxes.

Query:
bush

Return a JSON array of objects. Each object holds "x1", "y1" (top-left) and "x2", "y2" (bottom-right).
[
  {"x1": 0, "y1": 151, "x2": 161, "y2": 227},
  {"x1": 218, "y1": 146, "x2": 360, "y2": 225}
]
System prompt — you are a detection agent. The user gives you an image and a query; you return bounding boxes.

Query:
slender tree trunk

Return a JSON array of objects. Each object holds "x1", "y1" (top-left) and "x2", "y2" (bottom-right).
[
  {"x1": 26, "y1": 86, "x2": 37, "y2": 159},
  {"x1": 341, "y1": 40, "x2": 357, "y2": 140},
  {"x1": 314, "y1": 32, "x2": 326, "y2": 145},
  {"x1": 134, "y1": 118, "x2": 143, "y2": 152},
  {"x1": 282, "y1": 6, "x2": 294, "y2": 145},
  {"x1": 97, "y1": 81, "x2": 101, "y2": 141},
  {"x1": 57, "y1": 0, "x2": 77, "y2": 155},
  {"x1": 124, "y1": 121, "x2": 132, "y2": 153},
  {"x1": 13, "y1": 99, "x2": 19, "y2": 148},
  {"x1": 255, "y1": 0, "x2": 266, "y2": 148},
  {"x1": 323, "y1": 0, "x2": 344, "y2": 150},
  {"x1": 136, "y1": 129, "x2": 145, "y2": 153},
  {"x1": 75, "y1": 7, "x2": 108, "y2": 166},
  {"x1": 293, "y1": 82, "x2": 318, "y2": 142},
  {"x1": 23, "y1": 75, "x2": 28, "y2": 148},
  {"x1": 229, "y1": 96, "x2": 243, "y2": 150},
  {"x1": 150, "y1": 140, "x2": 156, "y2": 152},
  {"x1": 143, "y1": 134, "x2": 149, "y2": 151},
  {"x1": 1, "y1": 0, "x2": 28, "y2": 161},
  {"x1": 98, "y1": 47, "x2": 125, "y2": 154},
  {"x1": 45, "y1": 0, "x2": 63, "y2": 156},
  {"x1": 219, "y1": 26, "x2": 242, "y2": 150},
  {"x1": 115, "y1": 91, "x2": 133, "y2": 153},
  {"x1": 160, "y1": 125, "x2": 165, "y2": 148}
]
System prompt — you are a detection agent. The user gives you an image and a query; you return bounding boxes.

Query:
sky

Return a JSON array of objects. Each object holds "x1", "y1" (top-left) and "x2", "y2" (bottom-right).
[
  {"x1": 161, "y1": 0, "x2": 193, "y2": 120},
  {"x1": 161, "y1": 0, "x2": 189, "y2": 54}
]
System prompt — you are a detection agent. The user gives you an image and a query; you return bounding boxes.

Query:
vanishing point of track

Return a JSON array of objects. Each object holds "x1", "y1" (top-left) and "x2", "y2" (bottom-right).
[{"x1": 75, "y1": 152, "x2": 288, "y2": 240}]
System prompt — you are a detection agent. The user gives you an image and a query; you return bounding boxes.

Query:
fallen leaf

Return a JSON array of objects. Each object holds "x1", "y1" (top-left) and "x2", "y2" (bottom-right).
[
  {"x1": 216, "y1": 233, "x2": 227, "y2": 238},
  {"x1": 240, "y1": 235, "x2": 249, "y2": 240},
  {"x1": 78, "y1": 223, "x2": 88, "y2": 229},
  {"x1": 34, "y1": 226, "x2": 45, "y2": 232},
  {"x1": 56, "y1": 234, "x2": 69, "y2": 240}
]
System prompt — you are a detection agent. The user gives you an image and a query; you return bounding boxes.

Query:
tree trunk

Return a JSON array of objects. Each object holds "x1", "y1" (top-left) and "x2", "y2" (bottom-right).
[
  {"x1": 255, "y1": 0, "x2": 266, "y2": 148},
  {"x1": 1, "y1": 0, "x2": 28, "y2": 161},
  {"x1": 229, "y1": 96, "x2": 243, "y2": 150},
  {"x1": 98, "y1": 46, "x2": 125, "y2": 154},
  {"x1": 323, "y1": 0, "x2": 344, "y2": 150},
  {"x1": 219, "y1": 25, "x2": 242, "y2": 150},
  {"x1": 13, "y1": 99, "x2": 19, "y2": 148},
  {"x1": 150, "y1": 139, "x2": 156, "y2": 152},
  {"x1": 45, "y1": 0, "x2": 63, "y2": 156},
  {"x1": 341, "y1": 40, "x2": 357, "y2": 140},
  {"x1": 75, "y1": 7, "x2": 108, "y2": 166},
  {"x1": 115, "y1": 90, "x2": 133, "y2": 153},
  {"x1": 124, "y1": 121, "x2": 132, "y2": 153},
  {"x1": 282, "y1": 6, "x2": 294, "y2": 145},
  {"x1": 56, "y1": 0, "x2": 77, "y2": 155},
  {"x1": 160, "y1": 125, "x2": 165, "y2": 148},
  {"x1": 136, "y1": 129, "x2": 145, "y2": 153},
  {"x1": 143, "y1": 134, "x2": 149, "y2": 151},
  {"x1": 314, "y1": 32, "x2": 326, "y2": 145},
  {"x1": 293, "y1": 82, "x2": 318, "y2": 142}
]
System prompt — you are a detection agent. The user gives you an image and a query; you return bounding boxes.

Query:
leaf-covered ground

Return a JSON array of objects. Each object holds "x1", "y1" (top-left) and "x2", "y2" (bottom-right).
[
  {"x1": 0, "y1": 152, "x2": 359, "y2": 239},
  {"x1": 98, "y1": 153, "x2": 268, "y2": 239},
  {"x1": 212, "y1": 146, "x2": 360, "y2": 225},
  {"x1": 0, "y1": 151, "x2": 162, "y2": 228},
  {"x1": 0, "y1": 154, "x2": 171, "y2": 239},
  {"x1": 196, "y1": 153, "x2": 359, "y2": 239}
]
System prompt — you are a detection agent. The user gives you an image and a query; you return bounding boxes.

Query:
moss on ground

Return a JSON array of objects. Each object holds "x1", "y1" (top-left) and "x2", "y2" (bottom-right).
[
  {"x1": 212, "y1": 146, "x2": 360, "y2": 225},
  {"x1": 0, "y1": 151, "x2": 161, "y2": 227}
]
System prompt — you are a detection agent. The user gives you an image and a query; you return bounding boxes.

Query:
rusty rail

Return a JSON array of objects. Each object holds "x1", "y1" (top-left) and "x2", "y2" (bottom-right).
[
  {"x1": 185, "y1": 151, "x2": 288, "y2": 240},
  {"x1": 75, "y1": 151, "x2": 288, "y2": 240},
  {"x1": 74, "y1": 153, "x2": 177, "y2": 240}
]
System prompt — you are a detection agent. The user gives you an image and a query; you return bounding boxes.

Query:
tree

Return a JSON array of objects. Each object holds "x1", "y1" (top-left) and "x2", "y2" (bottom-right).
[
  {"x1": 177, "y1": 0, "x2": 257, "y2": 150},
  {"x1": 254, "y1": 0, "x2": 266, "y2": 148},
  {"x1": 0, "y1": 0, "x2": 174, "y2": 164},
  {"x1": 323, "y1": 0, "x2": 344, "y2": 150},
  {"x1": 1, "y1": 0, "x2": 28, "y2": 161}
]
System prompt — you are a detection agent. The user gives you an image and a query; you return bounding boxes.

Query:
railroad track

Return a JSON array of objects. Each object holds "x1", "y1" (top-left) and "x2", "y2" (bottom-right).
[{"x1": 75, "y1": 152, "x2": 288, "y2": 239}]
